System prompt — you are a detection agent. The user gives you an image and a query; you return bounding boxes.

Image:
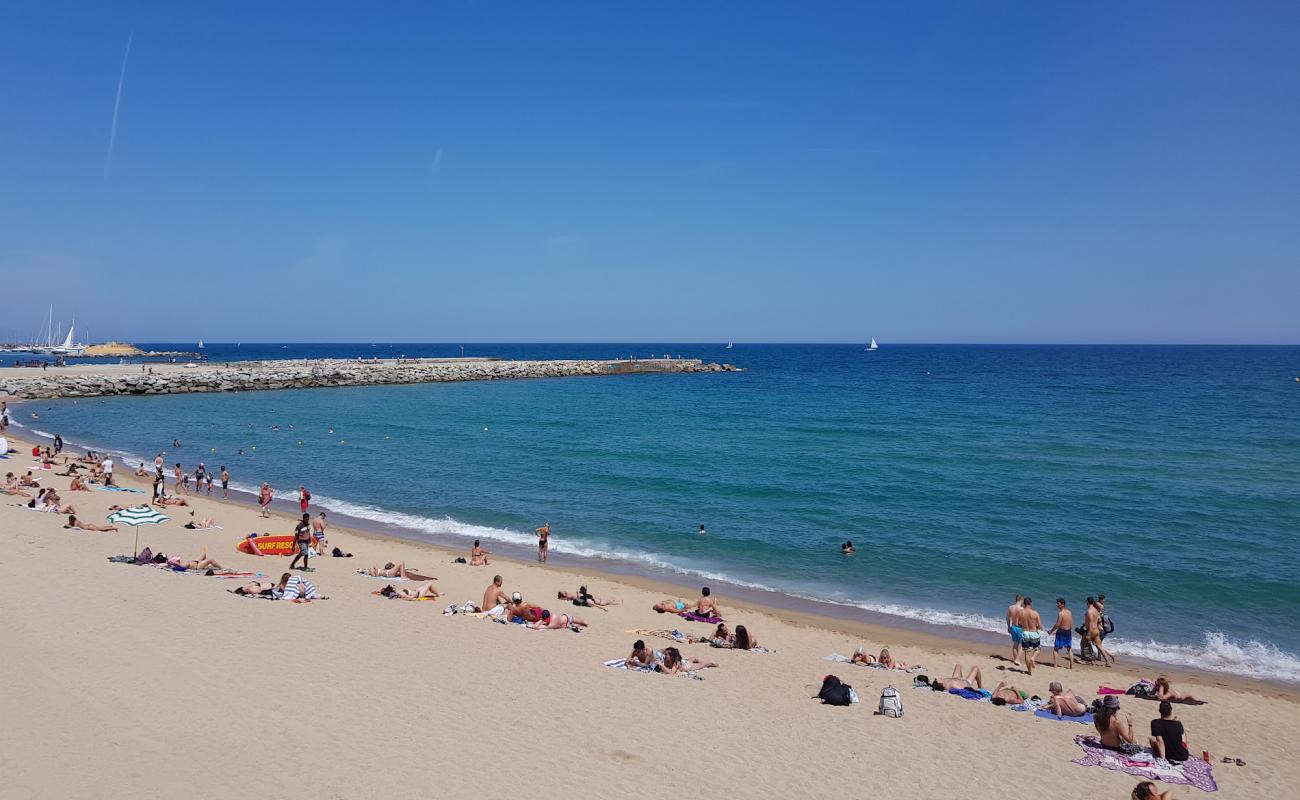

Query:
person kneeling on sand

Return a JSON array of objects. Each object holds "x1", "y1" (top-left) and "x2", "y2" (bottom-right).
[
  {"x1": 1046, "y1": 682, "x2": 1089, "y2": 717},
  {"x1": 63, "y1": 514, "x2": 118, "y2": 532},
  {"x1": 379, "y1": 582, "x2": 440, "y2": 601},
  {"x1": 528, "y1": 609, "x2": 588, "y2": 630},
  {"x1": 362, "y1": 561, "x2": 435, "y2": 581},
  {"x1": 931, "y1": 664, "x2": 984, "y2": 691}
]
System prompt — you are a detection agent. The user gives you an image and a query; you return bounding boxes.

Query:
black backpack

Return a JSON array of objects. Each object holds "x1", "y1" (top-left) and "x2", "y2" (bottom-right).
[{"x1": 817, "y1": 674, "x2": 853, "y2": 706}]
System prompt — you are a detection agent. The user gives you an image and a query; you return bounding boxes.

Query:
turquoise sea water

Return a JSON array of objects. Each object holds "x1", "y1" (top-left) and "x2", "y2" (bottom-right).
[{"x1": 13, "y1": 344, "x2": 1300, "y2": 681}]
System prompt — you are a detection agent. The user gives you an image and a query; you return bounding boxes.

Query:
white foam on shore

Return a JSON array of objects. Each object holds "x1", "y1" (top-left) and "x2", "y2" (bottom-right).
[{"x1": 10, "y1": 417, "x2": 1300, "y2": 684}]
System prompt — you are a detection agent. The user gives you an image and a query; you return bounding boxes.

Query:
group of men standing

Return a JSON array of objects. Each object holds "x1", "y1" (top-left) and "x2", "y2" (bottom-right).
[{"x1": 1006, "y1": 594, "x2": 1114, "y2": 674}]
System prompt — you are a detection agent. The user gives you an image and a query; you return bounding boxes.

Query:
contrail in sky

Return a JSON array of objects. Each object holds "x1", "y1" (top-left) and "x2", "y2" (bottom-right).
[
  {"x1": 431, "y1": 148, "x2": 443, "y2": 174},
  {"x1": 104, "y1": 29, "x2": 134, "y2": 179}
]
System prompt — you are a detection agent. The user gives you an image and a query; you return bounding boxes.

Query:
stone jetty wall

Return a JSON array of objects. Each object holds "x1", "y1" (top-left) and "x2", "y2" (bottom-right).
[{"x1": 0, "y1": 358, "x2": 737, "y2": 400}]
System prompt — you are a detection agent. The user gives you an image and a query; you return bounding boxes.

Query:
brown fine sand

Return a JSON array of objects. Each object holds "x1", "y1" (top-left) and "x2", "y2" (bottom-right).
[{"x1": 0, "y1": 430, "x2": 1293, "y2": 800}]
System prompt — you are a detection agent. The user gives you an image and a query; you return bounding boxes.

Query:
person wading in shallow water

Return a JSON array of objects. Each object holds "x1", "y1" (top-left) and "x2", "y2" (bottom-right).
[{"x1": 535, "y1": 522, "x2": 550, "y2": 563}]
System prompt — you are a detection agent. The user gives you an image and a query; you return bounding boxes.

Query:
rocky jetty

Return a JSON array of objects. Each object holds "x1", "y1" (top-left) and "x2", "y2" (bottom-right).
[{"x1": 0, "y1": 358, "x2": 738, "y2": 400}]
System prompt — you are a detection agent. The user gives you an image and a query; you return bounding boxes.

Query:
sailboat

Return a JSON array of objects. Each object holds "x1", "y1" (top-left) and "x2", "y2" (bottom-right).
[
  {"x1": 198, "y1": 339, "x2": 205, "y2": 349},
  {"x1": 865, "y1": 337, "x2": 878, "y2": 352},
  {"x1": 49, "y1": 322, "x2": 86, "y2": 357},
  {"x1": 726, "y1": 340, "x2": 734, "y2": 349}
]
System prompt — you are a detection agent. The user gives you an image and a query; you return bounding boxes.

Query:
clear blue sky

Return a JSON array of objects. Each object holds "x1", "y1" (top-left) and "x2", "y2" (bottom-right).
[{"x1": 3, "y1": 1, "x2": 1297, "y2": 343}]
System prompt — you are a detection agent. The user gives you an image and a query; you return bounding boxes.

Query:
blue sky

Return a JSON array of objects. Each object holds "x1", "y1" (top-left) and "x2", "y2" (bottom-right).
[{"x1": 2, "y1": 1, "x2": 1297, "y2": 343}]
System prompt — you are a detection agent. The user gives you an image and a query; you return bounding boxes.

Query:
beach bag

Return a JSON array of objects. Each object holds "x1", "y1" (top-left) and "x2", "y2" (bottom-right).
[
  {"x1": 817, "y1": 675, "x2": 853, "y2": 706},
  {"x1": 877, "y1": 686, "x2": 903, "y2": 718},
  {"x1": 1101, "y1": 614, "x2": 1115, "y2": 636}
]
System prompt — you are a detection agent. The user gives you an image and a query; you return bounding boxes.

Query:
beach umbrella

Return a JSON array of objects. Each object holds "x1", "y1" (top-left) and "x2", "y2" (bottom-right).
[{"x1": 107, "y1": 505, "x2": 170, "y2": 557}]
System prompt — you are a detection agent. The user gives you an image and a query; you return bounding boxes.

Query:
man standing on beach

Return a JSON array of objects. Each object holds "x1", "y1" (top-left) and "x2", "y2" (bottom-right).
[
  {"x1": 1019, "y1": 597, "x2": 1043, "y2": 675},
  {"x1": 311, "y1": 512, "x2": 328, "y2": 550},
  {"x1": 101, "y1": 455, "x2": 114, "y2": 487},
  {"x1": 1048, "y1": 597, "x2": 1074, "y2": 669},
  {"x1": 1085, "y1": 597, "x2": 1115, "y2": 667},
  {"x1": 290, "y1": 513, "x2": 313, "y2": 571},
  {"x1": 1006, "y1": 594, "x2": 1024, "y2": 666},
  {"x1": 535, "y1": 522, "x2": 549, "y2": 563}
]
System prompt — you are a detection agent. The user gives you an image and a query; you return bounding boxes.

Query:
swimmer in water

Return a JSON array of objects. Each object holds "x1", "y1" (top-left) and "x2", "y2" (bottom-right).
[{"x1": 841, "y1": 540, "x2": 856, "y2": 554}]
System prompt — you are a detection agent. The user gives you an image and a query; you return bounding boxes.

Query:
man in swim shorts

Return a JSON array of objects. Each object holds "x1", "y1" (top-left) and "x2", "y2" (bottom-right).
[
  {"x1": 1048, "y1": 597, "x2": 1074, "y2": 669},
  {"x1": 482, "y1": 575, "x2": 509, "y2": 615},
  {"x1": 1006, "y1": 594, "x2": 1024, "y2": 666},
  {"x1": 1019, "y1": 596, "x2": 1043, "y2": 675}
]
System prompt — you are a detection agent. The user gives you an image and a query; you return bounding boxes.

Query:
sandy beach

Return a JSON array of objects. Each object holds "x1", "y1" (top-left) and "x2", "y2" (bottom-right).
[{"x1": 0, "y1": 429, "x2": 1293, "y2": 800}]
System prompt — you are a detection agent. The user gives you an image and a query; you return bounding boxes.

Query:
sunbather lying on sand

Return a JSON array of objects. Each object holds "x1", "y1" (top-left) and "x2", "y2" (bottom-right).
[
  {"x1": 362, "y1": 561, "x2": 435, "y2": 581},
  {"x1": 850, "y1": 647, "x2": 879, "y2": 665},
  {"x1": 653, "y1": 598, "x2": 691, "y2": 613},
  {"x1": 63, "y1": 514, "x2": 118, "y2": 532},
  {"x1": 931, "y1": 664, "x2": 984, "y2": 691},
  {"x1": 1152, "y1": 677, "x2": 1203, "y2": 704},
  {"x1": 713, "y1": 624, "x2": 759, "y2": 650},
  {"x1": 558, "y1": 586, "x2": 620, "y2": 609},
  {"x1": 528, "y1": 609, "x2": 588, "y2": 630},
  {"x1": 167, "y1": 551, "x2": 224, "y2": 571},
  {"x1": 183, "y1": 517, "x2": 220, "y2": 529},
  {"x1": 1131, "y1": 781, "x2": 1174, "y2": 800},
  {"x1": 1046, "y1": 682, "x2": 1089, "y2": 716},
  {"x1": 878, "y1": 648, "x2": 912, "y2": 670},
  {"x1": 626, "y1": 639, "x2": 657, "y2": 668},
  {"x1": 156, "y1": 496, "x2": 189, "y2": 507},
  {"x1": 990, "y1": 681, "x2": 1026, "y2": 704},
  {"x1": 378, "y1": 582, "x2": 441, "y2": 601},
  {"x1": 232, "y1": 580, "x2": 279, "y2": 597},
  {"x1": 658, "y1": 647, "x2": 716, "y2": 675}
]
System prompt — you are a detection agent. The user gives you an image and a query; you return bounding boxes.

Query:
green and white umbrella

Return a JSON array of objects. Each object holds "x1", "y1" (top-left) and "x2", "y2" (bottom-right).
[{"x1": 107, "y1": 505, "x2": 170, "y2": 557}]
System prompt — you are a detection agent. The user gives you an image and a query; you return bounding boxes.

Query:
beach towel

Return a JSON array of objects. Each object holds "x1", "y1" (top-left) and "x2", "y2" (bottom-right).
[
  {"x1": 678, "y1": 611, "x2": 723, "y2": 624},
  {"x1": 99, "y1": 486, "x2": 143, "y2": 493},
  {"x1": 1071, "y1": 736, "x2": 1217, "y2": 792},
  {"x1": 1097, "y1": 686, "x2": 1127, "y2": 695},
  {"x1": 604, "y1": 658, "x2": 654, "y2": 673},
  {"x1": 1035, "y1": 709, "x2": 1094, "y2": 725},
  {"x1": 822, "y1": 654, "x2": 923, "y2": 672},
  {"x1": 950, "y1": 687, "x2": 992, "y2": 701}
]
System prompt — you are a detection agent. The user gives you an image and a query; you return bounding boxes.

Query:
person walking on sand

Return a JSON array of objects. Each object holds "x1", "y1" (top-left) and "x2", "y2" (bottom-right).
[
  {"x1": 101, "y1": 455, "x2": 114, "y2": 487},
  {"x1": 290, "y1": 513, "x2": 313, "y2": 571},
  {"x1": 535, "y1": 522, "x2": 550, "y2": 563},
  {"x1": 1048, "y1": 597, "x2": 1075, "y2": 669},
  {"x1": 1085, "y1": 596, "x2": 1115, "y2": 667},
  {"x1": 1019, "y1": 597, "x2": 1043, "y2": 675},
  {"x1": 1006, "y1": 594, "x2": 1025, "y2": 667},
  {"x1": 311, "y1": 511, "x2": 328, "y2": 550},
  {"x1": 174, "y1": 463, "x2": 188, "y2": 494},
  {"x1": 220, "y1": 466, "x2": 230, "y2": 499},
  {"x1": 258, "y1": 483, "x2": 273, "y2": 518},
  {"x1": 298, "y1": 485, "x2": 311, "y2": 515}
]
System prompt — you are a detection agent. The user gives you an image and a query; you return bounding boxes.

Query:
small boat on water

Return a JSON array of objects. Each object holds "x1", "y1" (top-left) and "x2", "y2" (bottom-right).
[
  {"x1": 726, "y1": 340, "x2": 734, "y2": 349},
  {"x1": 865, "y1": 337, "x2": 878, "y2": 351},
  {"x1": 197, "y1": 339, "x2": 204, "y2": 349}
]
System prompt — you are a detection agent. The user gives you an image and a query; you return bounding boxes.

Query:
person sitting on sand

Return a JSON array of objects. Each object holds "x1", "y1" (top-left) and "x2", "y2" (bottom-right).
[
  {"x1": 166, "y1": 551, "x2": 225, "y2": 571},
  {"x1": 930, "y1": 664, "x2": 984, "y2": 691},
  {"x1": 1148, "y1": 700, "x2": 1190, "y2": 762},
  {"x1": 731, "y1": 625, "x2": 759, "y2": 650},
  {"x1": 626, "y1": 639, "x2": 657, "y2": 668},
  {"x1": 135, "y1": 462, "x2": 150, "y2": 477},
  {"x1": 1131, "y1": 781, "x2": 1174, "y2": 800},
  {"x1": 482, "y1": 575, "x2": 510, "y2": 615},
  {"x1": 528, "y1": 609, "x2": 588, "y2": 630},
  {"x1": 658, "y1": 647, "x2": 717, "y2": 675},
  {"x1": 379, "y1": 582, "x2": 441, "y2": 601},
  {"x1": 1094, "y1": 696, "x2": 1137, "y2": 751},
  {"x1": 3, "y1": 473, "x2": 31, "y2": 497},
  {"x1": 707, "y1": 623, "x2": 731, "y2": 646},
  {"x1": 63, "y1": 514, "x2": 118, "y2": 532},
  {"x1": 694, "y1": 586, "x2": 720, "y2": 618},
  {"x1": 20, "y1": 471, "x2": 41, "y2": 488},
  {"x1": 278, "y1": 572, "x2": 328, "y2": 601},
  {"x1": 850, "y1": 647, "x2": 879, "y2": 665},
  {"x1": 558, "y1": 585, "x2": 620, "y2": 610},
  {"x1": 362, "y1": 561, "x2": 435, "y2": 581},
  {"x1": 653, "y1": 598, "x2": 691, "y2": 614},
  {"x1": 68, "y1": 475, "x2": 91, "y2": 492},
  {"x1": 1046, "y1": 682, "x2": 1089, "y2": 717},
  {"x1": 469, "y1": 539, "x2": 491, "y2": 566},
  {"x1": 1151, "y1": 677, "x2": 1203, "y2": 705},
  {"x1": 157, "y1": 495, "x2": 190, "y2": 507}
]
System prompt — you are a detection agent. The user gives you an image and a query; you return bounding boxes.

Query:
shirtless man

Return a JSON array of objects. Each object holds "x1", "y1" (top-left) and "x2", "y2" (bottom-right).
[
  {"x1": 931, "y1": 664, "x2": 984, "y2": 691},
  {"x1": 482, "y1": 575, "x2": 509, "y2": 614},
  {"x1": 528, "y1": 609, "x2": 588, "y2": 630},
  {"x1": 990, "y1": 681, "x2": 1024, "y2": 704},
  {"x1": 626, "y1": 639, "x2": 656, "y2": 668},
  {"x1": 535, "y1": 522, "x2": 549, "y2": 563},
  {"x1": 1046, "y1": 681, "x2": 1089, "y2": 717},
  {"x1": 1019, "y1": 596, "x2": 1044, "y2": 675},
  {"x1": 652, "y1": 598, "x2": 692, "y2": 614},
  {"x1": 1006, "y1": 594, "x2": 1025, "y2": 666},
  {"x1": 1048, "y1": 597, "x2": 1075, "y2": 669},
  {"x1": 695, "y1": 586, "x2": 720, "y2": 618},
  {"x1": 506, "y1": 594, "x2": 542, "y2": 623},
  {"x1": 1085, "y1": 596, "x2": 1115, "y2": 667},
  {"x1": 311, "y1": 512, "x2": 328, "y2": 549},
  {"x1": 470, "y1": 539, "x2": 490, "y2": 566},
  {"x1": 558, "y1": 586, "x2": 619, "y2": 610}
]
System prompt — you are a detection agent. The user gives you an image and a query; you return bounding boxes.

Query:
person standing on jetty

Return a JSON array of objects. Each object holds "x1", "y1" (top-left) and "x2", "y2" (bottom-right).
[
  {"x1": 1048, "y1": 597, "x2": 1074, "y2": 669},
  {"x1": 535, "y1": 522, "x2": 550, "y2": 563}
]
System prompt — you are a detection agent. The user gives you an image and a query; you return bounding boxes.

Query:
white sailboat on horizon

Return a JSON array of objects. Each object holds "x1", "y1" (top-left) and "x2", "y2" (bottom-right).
[
  {"x1": 198, "y1": 339, "x2": 205, "y2": 349},
  {"x1": 726, "y1": 339, "x2": 734, "y2": 349},
  {"x1": 865, "y1": 337, "x2": 878, "y2": 351}
]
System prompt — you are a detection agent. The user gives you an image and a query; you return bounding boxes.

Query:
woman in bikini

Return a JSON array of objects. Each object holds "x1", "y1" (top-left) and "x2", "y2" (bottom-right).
[
  {"x1": 362, "y1": 561, "x2": 435, "y2": 581},
  {"x1": 652, "y1": 598, "x2": 691, "y2": 613},
  {"x1": 167, "y1": 551, "x2": 225, "y2": 571},
  {"x1": 850, "y1": 647, "x2": 879, "y2": 665},
  {"x1": 878, "y1": 648, "x2": 911, "y2": 670},
  {"x1": 657, "y1": 647, "x2": 717, "y2": 675},
  {"x1": 1152, "y1": 677, "x2": 1203, "y2": 705},
  {"x1": 528, "y1": 610, "x2": 588, "y2": 630},
  {"x1": 1094, "y1": 704, "x2": 1138, "y2": 751},
  {"x1": 378, "y1": 582, "x2": 441, "y2": 601}
]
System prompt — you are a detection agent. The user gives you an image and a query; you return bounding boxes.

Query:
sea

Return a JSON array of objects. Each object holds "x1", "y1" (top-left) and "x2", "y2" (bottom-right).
[{"x1": 9, "y1": 343, "x2": 1300, "y2": 682}]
